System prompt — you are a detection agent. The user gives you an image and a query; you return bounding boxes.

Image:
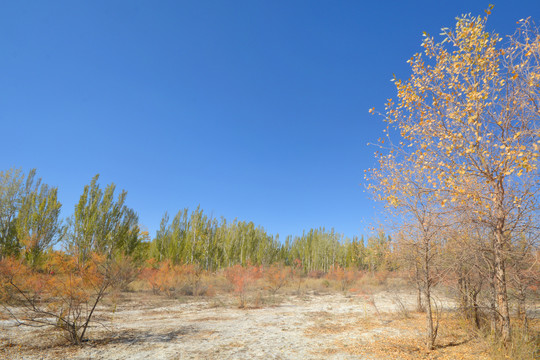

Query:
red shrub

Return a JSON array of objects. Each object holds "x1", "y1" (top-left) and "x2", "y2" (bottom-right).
[
  {"x1": 224, "y1": 264, "x2": 261, "y2": 307},
  {"x1": 327, "y1": 265, "x2": 360, "y2": 292},
  {"x1": 263, "y1": 264, "x2": 291, "y2": 295}
]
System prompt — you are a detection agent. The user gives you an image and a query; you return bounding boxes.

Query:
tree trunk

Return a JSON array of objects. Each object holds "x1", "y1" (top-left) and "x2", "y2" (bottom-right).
[
  {"x1": 417, "y1": 284, "x2": 423, "y2": 312},
  {"x1": 472, "y1": 290, "x2": 480, "y2": 329},
  {"x1": 489, "y1": 271, "x2": 498, "y2": 335},
  {"x1": 424, "y1": 240, "x2": 435, "y2": 350},
  {"x1": 415, "y1": 262, "x2": 424, "y2": 312},
  {"x1": 425, "y1": 281, "x2": 435, "y2": 350},
  {"x1": 493, "y1": 184, "x2": 511, "y2": 342},
  {"x1": 493, "y1": 236, "x2": 511, "y2": 342},
  {"x1": 517, "y1": 285, "x2": 527, "y2": 328},
  {"x1": 458, "y1": 273, "x2": 468, "y2": 317}
]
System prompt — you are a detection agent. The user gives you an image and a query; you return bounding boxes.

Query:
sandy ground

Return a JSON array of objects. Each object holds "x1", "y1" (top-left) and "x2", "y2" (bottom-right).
[{"x1": 0, "y1": 290, "x2": 488, "y2": 360}]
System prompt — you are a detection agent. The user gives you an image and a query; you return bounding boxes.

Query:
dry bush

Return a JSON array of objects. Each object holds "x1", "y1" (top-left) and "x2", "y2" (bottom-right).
[
  {"x1": 291, "y1": 258, "x2": 305, "y2": 293},
  {"x1": 263, "y1": 264, "x2": 291, "y2": 296},
  {"x1": 224, "y1": 264, "x2": 261, "y2": 308},
  {"x1": 139, "y1": 260, "x2": 183, "y2": 297},
  {"x1": 482, "y1": 320, "x2": 539, "y2": 360},
  {"x1": 0, "y1": 253, "x2": 116, "y2": 345},
  {"x1": 139, "y1": 261, "x2": 213, "y2": 297},
  {"x1": 300, "y1": 277, "x2": 332, "y2": 294},
  {"x1": 384, "y1": 270, "x2": 410, "y2": 288},
  {"x1": 307, "y1": 270, "x2": 325, "y2": 279},
  {"x1": 327, "y1": 266, "x2": 361, "y2": 292},
  {"x1": 179, "y1": 263, "x2": 207, "y2": 296},
  {"x1": 0, "y1": 257, "x2": 20, "y2": 303},
  {"x1": 389, "y1": 292, "x2": 411, "y2": 319},
  {"x1": 373, "y1": 269, "x2": 390, "y2": 285},
  {"x1": 109, "y1": 254, "x2": 140, "y2": 292},
  {"x1": 204, "y1": 271, "x2": 230, "y2": 296},
  {"x1": 354, "y1": 270, "x2": 391, "y2": 293}
]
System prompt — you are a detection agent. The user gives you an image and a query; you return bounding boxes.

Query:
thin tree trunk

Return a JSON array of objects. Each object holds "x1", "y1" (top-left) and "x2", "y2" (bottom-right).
[
  {"x1": 489, "y1": 271, "x2": 498, "y2": 335},
  {"x1": 424, "y1": 239, "x2": 435, "y2": 350},
  {"x1": 415, "y1": 262, "x2": 424, "y2": 312},
  {"x1": 517, "y1": 284, "x2": 527, "y2": 328},
  {"x1": 458, "y1": 273, "x2": 467, "y2": 317},
  {"x1": 472, "y1": 290, "x2": 480, "y2": 329}
]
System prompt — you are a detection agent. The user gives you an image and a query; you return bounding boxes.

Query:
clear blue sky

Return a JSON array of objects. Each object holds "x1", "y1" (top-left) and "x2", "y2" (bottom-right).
[{"x1": 1, "y1": 1, "x2": 538, "y2": 240}]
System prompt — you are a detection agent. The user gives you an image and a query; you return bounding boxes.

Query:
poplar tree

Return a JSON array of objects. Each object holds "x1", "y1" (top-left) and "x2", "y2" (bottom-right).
[
  {"x1": 1, "y1": 169, "x2": 63, "y2": 264},
  {"x1": 66, "y1": 175, "x2": 141, "y2": 262},
  {"x1": 16, "y1": 182, "x2": 64, "y2": 267},
  {"x1": 0, "y1": 169, "x2": 35, "y2": 257}
]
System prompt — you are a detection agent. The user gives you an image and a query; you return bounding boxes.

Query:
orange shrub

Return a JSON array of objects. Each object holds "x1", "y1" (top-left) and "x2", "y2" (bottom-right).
[
  {"x1": 139, "y1": 261, "x2": 208, "y2": 297},
  {"x1": 373, "y1": 269, "x2": 389, "y2": 285},
  {"x1": 224, "y1": 264, "x2": 261, "y2": 308},
  {"x1": 0, "y1": 252, "x2": 115, "y2": 345},
  {"x1": 109, "y1": 254, "x2": 140, "y2": 292},
  {"x1": 179, "y1": 263, "x2": 204, "y2": 296},
  {"x1": 140, "y1": 260, "x2": 183, "y2": 297},
  {"x1": 327, "y1": 265, "x2": 360, "y2": 292},
  {"x1": 307, "y1": 270, "x2": 325, "y2": 279},
  {"x1": 263, "y1": 264, "x2": 291, "y2": 295}
]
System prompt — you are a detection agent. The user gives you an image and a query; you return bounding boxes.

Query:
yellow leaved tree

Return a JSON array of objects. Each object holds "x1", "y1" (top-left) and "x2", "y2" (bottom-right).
[{"x1": 368, "y1": 8, "x2": 539, "y2": 343}]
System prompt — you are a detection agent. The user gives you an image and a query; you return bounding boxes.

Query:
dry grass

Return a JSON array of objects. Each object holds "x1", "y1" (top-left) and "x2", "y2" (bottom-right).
[
  {"x1": 189, "y1": 316, "x2": 233, "y2": 322},
  {"x1": 2, "y1": 270, "x2": 537, "y2": 360},
  {"x1": 484, "y1": 319, "x2": 540, "y2": 360},
  {"x1": 304, "y1": 310, "x2": 383, "y2": 337},
  {"x1": 308, "y1": 312, "x2": 495, "y2": 360}
]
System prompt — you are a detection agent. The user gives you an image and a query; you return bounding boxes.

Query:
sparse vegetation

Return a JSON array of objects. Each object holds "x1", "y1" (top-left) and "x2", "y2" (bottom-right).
[
  {"x1": 0, "y1": 7, "x2": 538, "y2": 358},
  {"x1": 0, "y1": 253, "x2": 115, "y2": 345}
]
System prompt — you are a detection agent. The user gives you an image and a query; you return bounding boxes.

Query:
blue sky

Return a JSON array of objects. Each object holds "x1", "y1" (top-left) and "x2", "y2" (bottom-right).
[{"x1": 1, "y1": 1, "x2": 539, "y2": 240}]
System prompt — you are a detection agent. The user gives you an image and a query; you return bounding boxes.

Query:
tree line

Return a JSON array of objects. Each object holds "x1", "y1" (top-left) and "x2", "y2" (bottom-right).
[{"x1": 0, "y1": 168, "x2": 395, "y2": 273}]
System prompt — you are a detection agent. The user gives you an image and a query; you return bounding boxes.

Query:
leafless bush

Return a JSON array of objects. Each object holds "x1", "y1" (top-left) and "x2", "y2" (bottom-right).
[{"x1": 390, "y1": 293, "x2": 410, "y2": 319}]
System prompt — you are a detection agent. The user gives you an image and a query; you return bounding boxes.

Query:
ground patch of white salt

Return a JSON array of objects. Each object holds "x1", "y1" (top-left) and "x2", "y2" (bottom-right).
[{"x1": 0, "y1": 290, "x2": 448, "y2": 360}]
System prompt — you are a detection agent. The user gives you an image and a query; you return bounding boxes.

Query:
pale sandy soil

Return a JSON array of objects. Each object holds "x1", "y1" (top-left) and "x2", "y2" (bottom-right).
[{"x1": 0, "y1": 290, "x2": 468, "y2": 360}]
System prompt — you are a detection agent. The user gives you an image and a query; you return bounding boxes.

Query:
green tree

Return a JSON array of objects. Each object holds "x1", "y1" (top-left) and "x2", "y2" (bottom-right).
[
  {"x1": 1, "y1": 168, "x2": 63, "y2": 264},
  {"x1": 16, "y1": 182, "x2": 64, "y2": 267},
  {"x1": 0, "y1": 169, "x2": 36, "y2": 257},
  {"x1": 66, "y1": 175, "x2": 141, "y2": 262}
]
